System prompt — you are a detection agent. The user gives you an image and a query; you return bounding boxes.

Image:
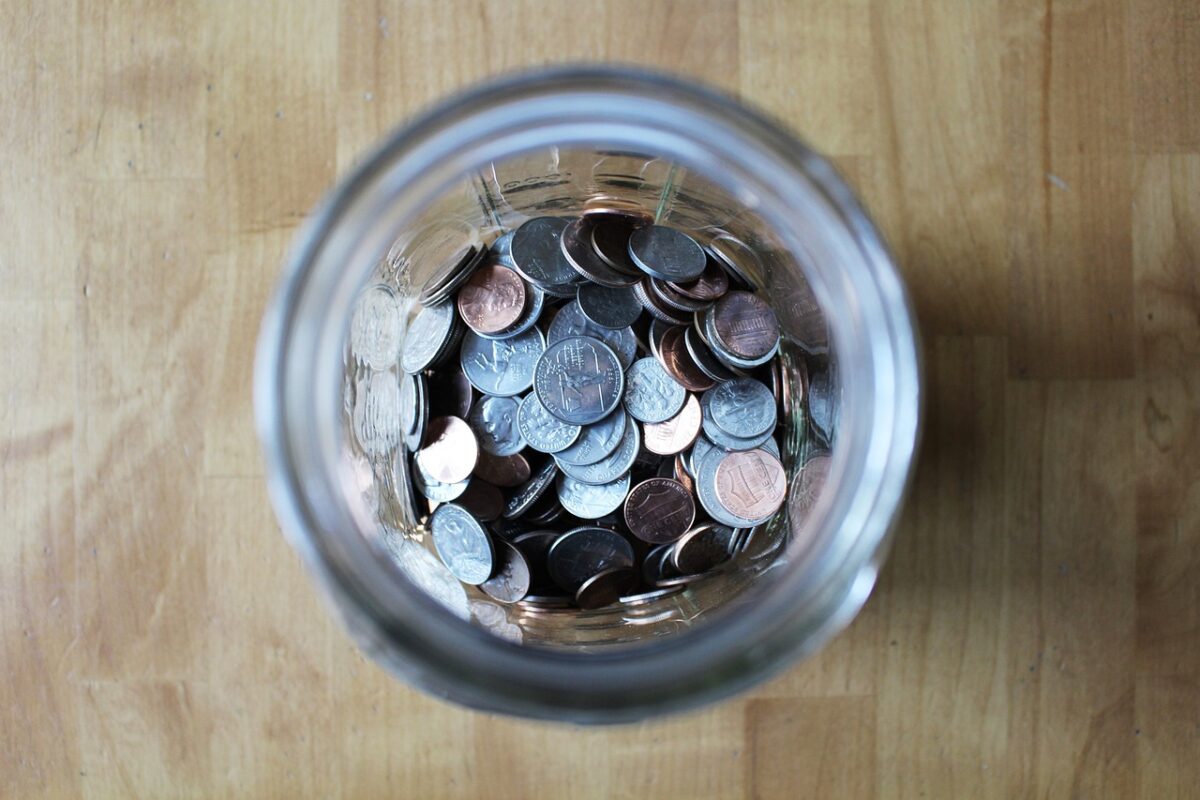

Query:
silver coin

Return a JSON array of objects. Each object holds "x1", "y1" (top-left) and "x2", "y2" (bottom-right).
[
  {"x1": 459, "y1": 326, "x2": 545, "y2": 397},
  {"x1": 403, "y1": 373, "x2": 429, "y2": 450},
  {"x1": 352, "y1": 371, "x2": 402, "y2": 456},
  {"x1": 489, "y1": 230, "x2": 516, "y2": 268},
  {"x1": 510, "y1": 216, "x2": 578, "y2": 287},
  {"x1": 350, "y1": 285, "x2": 403, "y2": 370},
  {"x1": 684, "y1": 324, "x2": 740, "y2": 382},
  {"x1": 419, "y1": 246, "x2": 486, "y2": 307},
  {"x1": 560, "y1": 218, "x2": 641, "y2": 289},
  {"x1": 501, "y1": 458, "x2": 557, "y2": 519},
  {"x1": 623, "y1": 357, "x2": 687, "y2": 423},
  {"x1": 399, "y1": 372, "x2": 419, "y2": 435},
  {"x1": 556, "y1": 472, "x2": 630, "y2": 519},
  {"x1": 412, "y1": 457, "x2": 470, "y2": 502},
  {"x1": 576, "y1": 283, "x2": 642, "y2": 329},
  {"x1": 534, "y1": 336, "x2": 624, "y2": 425},
  {"x1": 807, "y1": 362, "x2": 837, "y2": 445},
  {"x1": 670, "y1": 523, "x2": 736, "y2": 574},
  {"x1": 695, "y1": 446, "x2": 779, "y2": 528},
  {"x1": 547, "y1": 526, "x2": 636, "y2": 592},
  {"x1": 547, "y1": 300, "x2": 637, "y2": 369},
  {"x1": 430, "y1": 503, "x2": 495, "y2": 585},
  {"x1": 619, "y1": 586, "x2": 684, "y2": 606},
  {"x1": 517, "y1": 392, "x2": 581, "y2": 454},
  {"x1": 627, "y1": 225, "x2": 707, "y2": 282},
  {"x1": 468, "y1": 395, "x2": 525, "y2": 456},
  {"x1": 556, "y1": 415, "x2": 640, "y2": 485},
  {"x1": 700, "y1": 391, "x2": 776, "y2": 451},
  {"x1": 400, "y1": 301, "x2": 458, "y2": 374},
  {"x1": 708, "y1": 378, "x2": 777, "y2": 438},
  {"x1": 641, "y1": 543, "x2": 676, "y2": 585},
  {"x1": 555, "y1": 407, "x2": 626, "y2": 466},
  {"x1": 479, "y1": 539, "x2": 532, "y2": 603}
]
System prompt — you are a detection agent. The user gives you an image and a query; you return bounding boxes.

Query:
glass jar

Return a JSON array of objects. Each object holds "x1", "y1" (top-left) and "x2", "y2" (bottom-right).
[{"x1": 255, "y1": 67, "x2": 920, "y2": 722}]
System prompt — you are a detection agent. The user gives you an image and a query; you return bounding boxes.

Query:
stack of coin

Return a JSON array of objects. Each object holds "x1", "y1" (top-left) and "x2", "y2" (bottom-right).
[{"x1": 352, "y1": 209, "x2": 832, "y2": 611}]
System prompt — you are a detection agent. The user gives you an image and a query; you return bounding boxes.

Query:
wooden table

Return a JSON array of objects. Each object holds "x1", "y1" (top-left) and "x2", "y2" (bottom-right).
[{"x1": 4, "y1": 1, "x2": 1197, "y2": 796}]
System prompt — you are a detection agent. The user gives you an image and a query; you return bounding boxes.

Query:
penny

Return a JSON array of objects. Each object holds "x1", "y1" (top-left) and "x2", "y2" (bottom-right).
[
  {"x1": 468, "y1": 395, "x2": 524, "y2": 456},
  {"x1": 649, "y1": 277, "x2": 710, "y2": 313},
  {"x1": 575, "y1": 567, "x2": 637, "y2": 610},
  {"x1": 708, "y1": 378, "x2": 777, "y2": 439},
  {"x1": 517, "y1": 392, "x2": 581, "y2": 454},
  {"x1": 350, "y1": 285, "x2": 403, "y2": 370},
  {"x1": 429, "y1": 503, "x2": 495, "y2": 585},
  {"x1": 401, "y1": 301, "x2": 458, "y2": 374},
  {"x1": 624, "y1": 477, "x2": 696, "y2": 544},
  {"x1": 556, "y1": 415, "x2": 640, "y2": 485},
  {"x1": 673, "y1": 453, "x2": 695, "y2": 495},
  {"x1": 459, "y1": 326, "x2": 545, "y2": 397},
  {"x1": 480, "y1": 539, "x2": 532, "y2": 603},
  {"x1": 555, "y1": 407, "x2": 627, "y2": 466},
  {"x1": 502, "y1": 458, "x2": 558, "y2": 520},
  {"x1": 547, "y1": 526, "x2": 635, "y2": 592},
  {"x1": 412, "y1": 457, "x2": 471, "y2": 503},
  {"x1": 623, "y1": 357, "x2": 686, "y2": 424},
  {"x1": 454, "y1": 478, "x2": 504, "y2": 522},
  {"x1": 670, "y1": 523, "x2": 736, "y2": 574},
  {"x1": 628, "y1": 225, "x2": 707, "y2": 282},
  {"x1": 510, "y1": 216, "x2": 578, "y2": 287},
  {"x1": 577, "y1": 283, "x2": 642, "y2": 329},
  {"x1": 643, "y1": 393, "x2": 702, "y2": 456},
  {"x1": 473, "y1": 276, "x2": 544, "y2": 341},
  {"x1": 590, "y1": 220, "x2": 646, "y2": 277},
  {"x1": 415, "y1": 416, "x2": 478, "y2": 484},
  {"x1": 560, "y1": 217, "x2": 640, "y2": 288},
  {"x1": 710, "y1": 291, "x2": 780, "y2": 362},
  {"x1": 670, "y1": 256, "x2": 729, "y2": 302},
  {"x1": 534, "y1": 336, "x2": 624, "y2": 425},
  {"x1": 556, "y1": 472, "x2": 630, "y2": 519},
  {"x1": 547, "y1": 300, "x2": 638, "y2": 369},
  {"x1": 472, "y1": 451, "x2": 530, "y2": 488},
  {"x1": 456, "y1": 261, "x2": 527, "y2": 334},
  {"x1": 714, "y1": 448, "x2": 787, "y2": 521},
  {"x1": 657, "y1": 325, "x2": 715, "y2": 392}
]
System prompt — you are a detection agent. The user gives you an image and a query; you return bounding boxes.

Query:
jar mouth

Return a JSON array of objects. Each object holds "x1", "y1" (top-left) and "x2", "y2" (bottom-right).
[{"x1": 256, "y1": 66, "x2": 921, "y2": 721}]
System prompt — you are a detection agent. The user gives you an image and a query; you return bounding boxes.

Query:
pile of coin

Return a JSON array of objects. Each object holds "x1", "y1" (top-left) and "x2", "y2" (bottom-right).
[{"x1": 359, "y1": 208, "x2": 817, "y2": 612}]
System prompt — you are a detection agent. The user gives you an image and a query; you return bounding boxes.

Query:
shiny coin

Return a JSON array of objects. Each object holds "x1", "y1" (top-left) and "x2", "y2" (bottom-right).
[
  {"x1": 619, "y1": 586, "x2": 685, "y2": 606},
  {"x1": 623, "y1": 477, "x2": 696, "y2": 544},
  {"x1": 708, "y1": 378, "x2": 777, "y2": 439},
  {"x1": 556, "y1": 472, "x2": 630, "y2": 519},
  {"x1": 510, "y1": 216, "x2": 578, "y2": 287},
  {"x1": 480, "y1": 539, "x2": 532, "y2": 603},
  {"x1": 547, "y1": 526, "x2": 635, "y2": 593},
  {"x1": 671, "y1": 523, "x2": 737, "y2": 574},
  {"x1": 710, "y1": 291, "x2": 780, "y2": 362},
  {"x1": 561, "y1": 217, "x2": 640, "y2": 288},
  {"x1": 700, "y1": 395, "x2": 776, "y2": 452},
  {"x1": 400, "y1": 301, "x2": 457, "y2": 374},
  {"x1": 399, "y1": 372, "x2": 419, "y2": 435},
  {"x1": 413, "y1": 221, "x2": 484, "y2": 303},
  {"x1": 670, "y1": 256, "x2": 729, "y2": 302},
  {"x1": 412, "y1": 457, "x2": 471, "y2": 503},
  {"x1": 430, "y1": 503, "x2": 495, "y2": 585},
  {"x1": 590, "y1": 220, "x2": 646, "y2": 277},
  {"x1": 468, "y1": 395, "x2": 524, "y2": 456},
  {"x1": 657, "y1": 325, "x2": 716, "y2": 392},
  {"x1": 623, "y1": 357, "x2": 687, "y2": 423},
  {"x1": 556, "y1": 415, "x2": 640, "y2": 485},
  {"x1": 575, "y1": 567, "x2": 637, "y2": 610},
  {"x1": 415, "y1": 416, "x2": 478, "y2": 484},
  {"x1": 456, "y1": 261, "x2": 527, "y2": 334},
  {"x1": 459, "y1": 326, "x2": 545, "y2": 397},
  {"x1": 502, "y1": 458, "x2": 557, "y2": 520},
  {"x1": 534, "y1": 336, "x2": 624, "y2": 425},
  {"x1": 352, "y1": 371, "x2": 402, "y2": 457},
  {"x1": 350, "y1": 285, "x2": 403, "y2": 370},
  {"x1": 488, "y1": 230, "x2": 516, "y2": 268},
  {"x1": 555, "y1": 407, "x2": 627, "y2": 466},
  {"x1": 517, "y1": 392, "x2": 581, "y2": 454},
  {"x1": 632, "y1": 279, "x2": 693, "y2": 325},
  {"x1": 714, "y1": 448, "x2": 787, "y2": 522},
  {"x1": 643, "y1": 394, "x2": 702, "y2": 455},
  {"x1": 403, "y1": 373, "x2": 429, "y2": 451},
  {"x1": 577, "y1": 283, "x2": 642, "y2": 329},
  {"x1": 547, "y1": 300, "x2": 638, "y2": 369},
  {"x1": 454, "y1": 478, "x2": 504, "y2": 522},
  {"x1": 472, "y1": 451, "x2": 530, "y2": 488},
  {"x1": 627, "y1": 225, "x2": 707, "y2": 282}
]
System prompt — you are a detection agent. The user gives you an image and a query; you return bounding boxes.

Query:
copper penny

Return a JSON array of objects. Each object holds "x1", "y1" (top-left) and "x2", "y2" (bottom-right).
[
  {"x1": 673, "y1": 454, "x2": 695, "y2": 495},
  {"x1": 714, "y1": 448, "x2": 787, "y2": 520},
  {"x1": 456, "y1": 262, "x2": 527, "y2": 334},
  {"x1": 624, "y1": 477, "x2": 696, "y2": 544},
  {"x1": 657, "y1": 326, "x2": 715, "y2": 392},
  {"x1": 472, "y1": 451, "x2": 531, "y2": 488},
  {"x1": 711, "y1": 291, "x2": 780, "y2": 361},
  {"x1": 669, "y1": 257, "x2": 729, "y2": 302},
  {"x1": 574, "y1": 566, "x2": 637, "y2": 610},
  {"x1": 416, "y1": 416, "x2": 478, "y2": 484},
  {"x1": 454, "y1": 479, "x2": 504, "y2": 522},
  {"x1": 643, "y1": 393, "x2": 702, "y2": 455}
]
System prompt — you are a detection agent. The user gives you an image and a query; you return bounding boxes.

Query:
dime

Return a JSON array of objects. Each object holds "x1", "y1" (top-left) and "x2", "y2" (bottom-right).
[
  {"x1": 575, "y1": 567, "x2": 638, "y2": 610},
  {"x1": 472, "y1": 451, "x2": 530, "y2": 488},
  {"x1": 714, "y1": 448, "x2": 787, "y2": 521},
  {"x1": 456, "y1": 261, "x2": 527, "y2": 334},
  {"x1": 459, "y1": 326, "x2": 545, "y2": 397},
  {"x1": 555, "y1": 407, "x2": 627, "y2": 466},
  {"x1": 401, "y1": 301, "x2": 457, "y2": 374},
  {"x1": 577, "y1": 283, "x2": 642, "y2": 329},
  {"x1": 561, "y1": 217, "x2": 640, "y2": 288},
  {"x1": 623, "y1": 357, "x2": 687, "y2": 423},
  {"x1": 430, "y1": 503, "x2": 495, "y2": 585},
  {"x1": 556, "y1": 472, "x2": 630, "y2": 519},
  {"x1": 517, "y1": 392, "x2": 581, "y2": 454},
  {"x1": 627, "y1": 225, "x2": 707, "y2": 282},
  {"x1": 350, "y1": 285, "x2": 403, "y2": 370},
  {"x1": 468, "y1": 395, "x2": 524, "y2": 456},
  {"x1": 510, "y1": 216, "x2": 578, "y2": 287},
  {"x1": 534, "y1": 336, "x2": 624, "y2": 425},
  {"x1": 547, "y1": 300, "x2": 638, "y2": 369},
  {"x1": 480, "y1": 539, "x2": 532, "y2": 603},
  {"x1": 415, "y1": 416, "x2": 478, "y2": 484},
  {"x1": 547, "y1": 526, "x2": 635, "y2": 592},
  {"x1": 624, "y1": 477, "x2": 696, "y2": 544},
  {"x1": 700, "y1": 393, "x2": 776, "y2": 452},
  {"x1": 710, "y1": 291, "x2": 780, "y2": 362},
  {"x1": 707, "y1": 378, "x2": 777, "y2": 439}
]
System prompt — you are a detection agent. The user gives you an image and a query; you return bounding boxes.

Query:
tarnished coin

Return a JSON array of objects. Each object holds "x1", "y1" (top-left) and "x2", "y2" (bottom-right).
[
  {"x1": 430, "y1": 503, "x2": 495, "y2": 585},
  {"x1": 510, "y1": 529, "x2": 559, "y2": 592},
  {"x1": 459, "y1": 326, "x2": 545, "y2": 397},
  {"x1": 714, "y1": 448, "x2": 787, "y2": 521},
  {"x1": 561, "y1": 217, "x2": 640, "y2": 288},
  {"x1": 350, "y1": 285, "x2": 403, "y2": 370},
  {"x1": 707, "y1": 234, "x2": 762, "y2": 291},
  {"x1": 415, "y1": 416, "x2": 478, "y2": 484},
  {"x1": 657, "y1": 325, "x2": 716, "y2": 392},
  {"x1": 517, "y1": 392, "x2": 581, "y2": 454},
  {"x1": 685, "y1": 324, "x2": 739, "y2": 382},
  {"x1": 710, "y1": 291, "x2": 780, "y2": 361},
  {"x1": 590, "y1": 220, "x2": 646, "y2": 277},
  {"x1": 480, "y1": 539, "x2": 532, "y2": 603},
  {"x1": 556, "y1": 415, "x2": 640, "y2": 485},
  {"x1": 428, "y1": 369, "x2": 474, "y2": 419},
  {"x1": 456, "y1": 262, "x2": 527, "y2": 334},
  {"x1": 623, "y1": 357, "x2": 687, "y2": 423},
  {"x1": 534, "y1": 336, "x2": 624, "y2": 425},
  {"x1": 472, "y1": 451, "x2": 530, "y2": 488},
  {"x1": 468, "y1": 395, "x2": 524, "y2": 456},
  {"x1": 670, "y1": 523, "x2": 736, "y2": 574},
  {"x1": 502, "y1": 458, "x2": 558, "y2": 520},
  {"x1": 627, "y1": 225, "x2": 707, "y2": 282},
  {"x1": 670, "y1": 256, "x2": 729, "y2": 302},
  {"x1": 556, "y1": 472, "x2": 630, "y2": 519},
  {"x1": 510, "y1": 216, "x2": 578, "y2": 287},
  {"x1": 547, "y1": 300, "x2": 638, "y2": 369},
  {"x1": 575, "y1": 567, "x2": 637, "y2": 610},
  {"x1": 708, "y1": 378, "x2": 777, "y2": 439},
  {"x1": 643, "y1": 394, "x2": 702, "y2": 455},
  {"x1": 624, "y1": 477, "x2": 696, "y2": 544},
  {"x1": 577, "y1": 283, "x2": 642, "y2": 329},
  {"x1": 352, "y1": 371, "x2": 402, "y2": 457},
  {"x1": 555, "y1": 407, "x2": 627, "y2": 466},
  {"x1": 401, "y1": 301, "x2": 457, "y2": 374},
  {"x1": 547, "y1": 526, "x2": 636, "y2": 592},
  {"x1": 454, "y1": 478, "x2": 504, "y2": 522}
]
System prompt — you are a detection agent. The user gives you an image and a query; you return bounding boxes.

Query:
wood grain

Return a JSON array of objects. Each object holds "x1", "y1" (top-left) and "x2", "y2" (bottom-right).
[{"x1": 3, "y1": 1, "x2": 1198, "y2": 797}]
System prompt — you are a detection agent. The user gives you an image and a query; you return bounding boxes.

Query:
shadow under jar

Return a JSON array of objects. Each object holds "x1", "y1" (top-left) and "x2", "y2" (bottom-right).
[{"x1": 255, "y1": 67, "x2": 920, "y2": 722}]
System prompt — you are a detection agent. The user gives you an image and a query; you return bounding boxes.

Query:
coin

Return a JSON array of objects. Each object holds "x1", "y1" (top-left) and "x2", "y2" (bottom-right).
[
  {"x1": 398, "y1": 372, "x2": 419, "y2": 435},
  {"x1": 459, "y1": 326, "x2": 545, "y2": 397},
  {"x1": 428, "y1": 369, "x2": 474, "y2": 419},
  {"x1": 510, "y1": 529, "x2": 559, "y2": 592},
  {"x1": 556, "y1": 472, "x2": 630, "y2": 519},
  {"x1": 643, "y1": 394, "x2": 701, "y2": 455},
  {"x1": 547, "y1": 300, "x2": 638, "y2": 369},
  {"x1": 619, "y1": 586, "x2": 685, "y2": 606},
  {"x1": 590, "y1": 220, "x2": 646, "y2": 277},
  {"x1": 430, "y1": 503, "x2": 495, "y2": 585},
  {"x1": 403, "y1": 373, "x2": 429, "y2": 450},
  {"x1": 415, "y1": 416, "x2": 478, "y2": 484},
  {"x1": 502, "y1": 458, "x2": 557, "y2": 519},
  {"x1": 350, "y1": 285, "x2": 403, "y2": 370},
  {"x1": 401, "y1": 301, "x2": 458, "y2": 374},
  {"x1": 510, "y1": 216, "x2": 579, "y2": 287},
  {"x1": 685, "y1": 325, "x2": 740, "y2": 382},
  {"x1": 555, "y1": 407, "x2": 627, "y2": 466},
  {"x1": 413, "y1": 221, "x2": 485, "y2": 303},
  {"x1": 624, "y1": 477, "x2": 696, "y2": 544},
  {"x1": 412, "y1": 457, "x2": 471, "y2": 503},
  {"x1": 454, "y1": 478, "x2": 504, "y2": 522},
  {"x1": 670, "y1": 256, "x2": 729, "y2": 302},
  {"x1": 657, "y1": 324, "x2": 716, "y2": 392},
  {"x1": 556, "y1": 414, "x2": 640, "y2": 485},
  {"x1": 474, "y1": 277, "x2": 545, "y2": 341},
  {"x1": 575, "y1": 567, "x2": 637, "y2": 610},
  {"x1": 670, "y1": 523, "x2": 736, "y2": 574},
  {"x1": 547, "y1": 526, "x2": 635, "y2": 592},
  {"x1": 488, "y1": 230, "x2": 516, "y2": 268},
  {"x1": 700, "y1": 394, "x2": 776, "y2": 452},
  {"x1": 632, "y1": 279, "x2": 693, "y2": 326},
  {"x1": 577, "y1": 283, "x2": 642, "y2": 329},
  {"x1": 560, "y1": 217, "x2": 640, "y2": 288},
  {"x1": 623, "y1": 357, "x2": 687, "y2": 423},
  {"x1": 791, "y1": 453, "x2": 831, "y2": 525},
  {"x1": 707, "y1": 234, "x2": 761, "y2": 291},
  {"x1": 714, "y1": 448, "x2": 786, "y2": 521},
  {"x1": 627, "y1": 225, "x2": 707, "y2": 282},
  {"x1": 352, "y1": 371, "x2": 402, "y2": 457},
  {"x1": 517, "y1": 392, "x2": 581, "y2": 454},
  {"x1": 807, "y1": 362, "x2": 836, "y2": 446},
  {"x1": 456, "y1": 261, "x2": 527, "y2": 334},
  {"x1": 649, "y1": 277, "x2": 710, "y2": 313},
  {"x1": 534, "y1": 336, "x2": 624, "y2": 425},
  {"x1": 479, "y1": 539, "x2": 532, "y2": 603},
  {"x1": 710, "y1": 291, "x2": 780, "y2": 362},
  {"x1": 472, "y1": 451, "x2": 530, "y2": 488},
  {"x1": 708, "y1": 378, "x2": 777, "y2": 439},
  {"x1": 468, "y1": 395, "x2": 524, "y2": 456}
]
